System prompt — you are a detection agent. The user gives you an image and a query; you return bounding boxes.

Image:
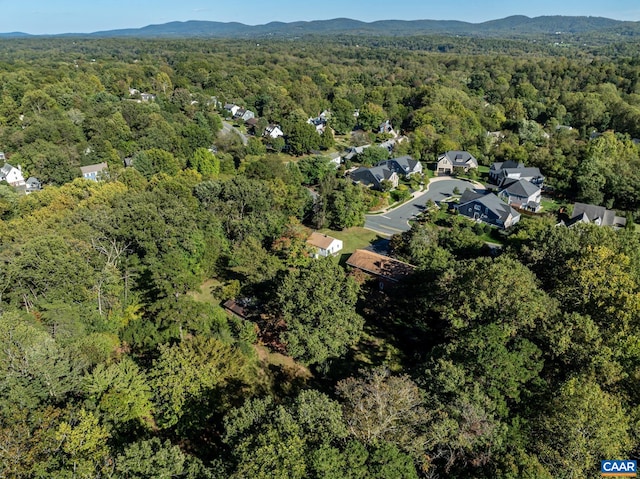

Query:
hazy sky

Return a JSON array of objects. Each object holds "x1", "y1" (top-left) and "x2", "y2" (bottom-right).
[{"x1": 1, "y1": 0, "x2": 639, "y2": 34}]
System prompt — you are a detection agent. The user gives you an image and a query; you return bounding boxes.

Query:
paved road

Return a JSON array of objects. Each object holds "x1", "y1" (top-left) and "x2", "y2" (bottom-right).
[
  {"x1": 220, "y1": 121, "x2": 249, "y2": 145},
  {"x1": 364, "y1": 178, "x2": 479, "y2": 236}
]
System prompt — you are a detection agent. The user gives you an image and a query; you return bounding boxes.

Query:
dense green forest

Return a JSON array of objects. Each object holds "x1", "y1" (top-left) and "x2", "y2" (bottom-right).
[{"x1": 1, "y1": 35, "x2": 640, "y2": 478}]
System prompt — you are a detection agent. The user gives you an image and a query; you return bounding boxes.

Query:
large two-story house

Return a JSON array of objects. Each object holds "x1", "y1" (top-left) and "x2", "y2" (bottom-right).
[
  {"x1": 494, "y1": 165, "x2": 544, "y2": 188},
  {"x1": 560, "y1": 202, "x2": 627, "y2": 229},
  {"x1": 375, "y1": 156, "x2": 423, "y2": 178},
  {"x1": 350, "y1": 165, "x2": 399, "y2": 191},
  {"x1": 436, "y1": 150, "x2": 479, "y2": 174},
  {"x1": 498, "y1": 178, "x2": 542, "y2": 212},
  {"x1": 456, "y1": 190, "x2": 521, "y2": 229},
  {"x1": 488, "y1": 160, "x2": 524, "y2": 183}
]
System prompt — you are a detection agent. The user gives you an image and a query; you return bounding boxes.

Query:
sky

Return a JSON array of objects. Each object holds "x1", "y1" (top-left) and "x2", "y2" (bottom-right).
[{"x1": 1, "y1": 0, "x2": 639, "y2": 34}]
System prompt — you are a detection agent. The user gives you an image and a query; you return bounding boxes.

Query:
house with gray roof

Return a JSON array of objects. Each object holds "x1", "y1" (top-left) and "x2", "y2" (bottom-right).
[
  {"x1": 498, "y1": 178, "x2": 542, "y2": 212},
  {"x1": 344, "y1": 145, "x2": 371, "y2": 161},
  {"x1": 560, "y1": 202, "x2": 626, "y2": 229},
  {"x1": 25, "y1": 177, "x2": 42, "y2": 194},
  {"x1": 376, "y1": 156, "x2": 422, "y2": 178},
  {"x1": 436, "y1": 150, "x2": 479, "y2": 174},
  {"x1": 234, "y1": 108, "x2": 255, "y2": 122},
  {"x1": 497, "y1": 166, "x2": 544, "y2": 188},
  {"x1": 489, "y1": 160, "x2": 524, "y2": 183},
  {"x1": 456, "y1": 190, "x2": 520, "y2": 229},
  {"x1": 349, "y1": 165, "x2": 399, "y2": 191}
]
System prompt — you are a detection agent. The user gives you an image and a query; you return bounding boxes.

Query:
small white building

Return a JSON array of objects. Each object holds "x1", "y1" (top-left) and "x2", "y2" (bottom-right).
[
  {"x1": 328, "y1": 152, "x2": 342, "y2": 168},
  {"x1": 306, "y1": 232, "x2": 343, "y2": 258},
  {"x1": 264, "y1": 124, "x2": 284, "y2": 139},
  {"x1": 224, "y1": 103, "x2": 240, "y2": 116},
  {"x1": 0, "y1": 163, "x2": 25, "y2": 186}
]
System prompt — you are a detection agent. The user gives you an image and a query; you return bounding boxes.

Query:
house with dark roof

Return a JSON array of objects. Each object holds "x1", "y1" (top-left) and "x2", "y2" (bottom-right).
[
  {"x1": 436, "y1": 151, "x2": 479, "y2": 174},
  {"x1": 245, "y1": 118, "x2": 259, "y2": 135},
  {"x1": 497, "y1": 166, "x2": 544, "y2": 188},
  {"x1": 222, "y1": 298, "x2": 253, "y2": 319},
  {"x1": 489, "y1": 160, "x2": 524, "y2": 183},
  {"x1": 346, "y1": 249, "x2": 415, "y2": 289},
  {"x1": 349, "y1": 165, "x2": 399, "y2": 191},
  {"x1": 456, "y1": 190, "x2": 520, "y2": 229},
  {"x1": 376, "y1": 156, "x2": 423, "y2": 178},
  {"x1": 498, "y1": 178, "x2": 542, "y2": 212},
  {"x1": 560, "y1": 202, "x2": 627, "y2": 229}
]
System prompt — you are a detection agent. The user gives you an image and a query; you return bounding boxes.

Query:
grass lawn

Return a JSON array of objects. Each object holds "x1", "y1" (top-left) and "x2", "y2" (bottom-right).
[
  {"x1": 188, "y1": 278, "x2": 222, "y2": 305},
  {"x1": 540, "y1": 196, "x2": 568, "y2": 213},
  {"x1": 318, "y1": 227, "x2": 381, "y2": 255},
  {"x1": 477, "y1": 230, "x2": 505, "y2": 245}
]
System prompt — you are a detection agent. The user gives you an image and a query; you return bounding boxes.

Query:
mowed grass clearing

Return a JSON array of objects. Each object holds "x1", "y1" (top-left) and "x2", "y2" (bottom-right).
[{"x1": 318, "y1": 226, "x2": 381, "y2": 255}]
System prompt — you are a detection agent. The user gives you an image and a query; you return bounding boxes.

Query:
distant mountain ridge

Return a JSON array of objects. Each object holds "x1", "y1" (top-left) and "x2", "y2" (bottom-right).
[{"x1": 1, "y1": 15, "x2": 638, "y2": 39}]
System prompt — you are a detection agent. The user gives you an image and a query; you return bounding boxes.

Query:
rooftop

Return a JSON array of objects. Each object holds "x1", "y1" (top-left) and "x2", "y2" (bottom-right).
[
  {"x1": 346, "y1": 249, "x2": 415, "y2": 282},
  {"x1": 306, "y1": 232, "x2": 339, "y2": 250}
]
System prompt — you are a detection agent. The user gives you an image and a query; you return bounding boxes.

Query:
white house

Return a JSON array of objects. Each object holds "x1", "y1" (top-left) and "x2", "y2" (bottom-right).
[
  {"x1": 0, "y1": 163, "x2": 25, "y2": 186},
  {"x1": 80, "y1": 162, "x2": 108, "y2": 182},
  {"x1": 328, "y1": 152, "x2": 342, "y2": 168},
  {"x1": 264, "y1": 124, "x2": 284, "y2": 139},
  {"x1": 306, "y1": 232, "x2": 343, "y2": 258},
  {"x1": 224, "y1": 103, "x2": 240, "y2": 116}
]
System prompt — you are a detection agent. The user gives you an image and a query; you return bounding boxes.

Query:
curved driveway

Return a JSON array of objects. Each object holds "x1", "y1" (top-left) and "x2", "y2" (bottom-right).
[
  {"x1": 221, "y1": 121, "x2": 249, "y2": 145},
  {"x1": 364, "y1": 178, "x2": 481, "y2": 236}
]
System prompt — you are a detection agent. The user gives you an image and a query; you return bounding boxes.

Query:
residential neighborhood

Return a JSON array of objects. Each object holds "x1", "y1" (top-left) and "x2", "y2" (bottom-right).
[{"x1": 3, "y1": 16, "x2": 640, "y2": 479}]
